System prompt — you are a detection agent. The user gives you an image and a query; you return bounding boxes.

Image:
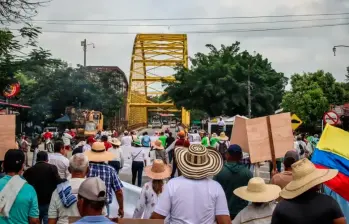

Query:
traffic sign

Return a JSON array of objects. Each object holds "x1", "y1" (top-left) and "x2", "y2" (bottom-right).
[
  {"x1": 323, "y1": 111, "x2": 340, "y2": 125},
  {"x1": 291, "y1": 114, "x2": 303, "y2": 130}
]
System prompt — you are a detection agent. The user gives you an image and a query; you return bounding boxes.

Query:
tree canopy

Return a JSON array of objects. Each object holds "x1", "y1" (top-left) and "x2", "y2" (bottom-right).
[
  {"x1": 165, "y1": 42, "x2": 288, "y2": 117},
  {"x1": 281, "y1": 70, "x2": 349, "y2": 128}
]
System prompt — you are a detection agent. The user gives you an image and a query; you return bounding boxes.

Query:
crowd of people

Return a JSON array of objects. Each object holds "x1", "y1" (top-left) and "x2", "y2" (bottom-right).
[{"x1": 1, "y1": 126, "x2": 347, "y2": 224}]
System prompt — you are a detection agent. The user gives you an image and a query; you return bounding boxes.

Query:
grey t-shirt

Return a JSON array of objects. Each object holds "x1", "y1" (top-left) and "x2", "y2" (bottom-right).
[{"x1": 271, "y1": 191, "x2": 344, "y2": 224}]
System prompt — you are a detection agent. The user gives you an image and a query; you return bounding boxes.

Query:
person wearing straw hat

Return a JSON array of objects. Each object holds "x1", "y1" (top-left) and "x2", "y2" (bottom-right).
[
  {"x1": 271, "y1": 158, "x2": 345, "y2": 224},
  {"x1": 210, "y1": 132, "x2": 219, "y2": 147},
  {"x1": 85, "y1": 142, "x2": 124, "y2": 218},
  {"x1": 214, "y1": 144, "x2": 253, "y2": 220},
  {"x1": 232, "y1": 177, "x2": 281, "y2": 224},
  {"x1": 149, "y1": 140, "x2": 167, "y2": 164},
  {"x1": 133, "y1": 159, "x2": 171, "y2": 219},
  {"x1": 215, "y1": 132, "x2": 230, "y2": 160},
  {"x1": 151, "y1": 144, "x2": 231, "y2": 224},
  {"x1": 108, "y1": 138, "x2": 124, "y2": 174}
]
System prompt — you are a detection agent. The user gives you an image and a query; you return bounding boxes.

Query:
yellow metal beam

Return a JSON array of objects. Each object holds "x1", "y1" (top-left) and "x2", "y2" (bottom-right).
[
  {"x1": 132, "y1": 76, "x2": 175, "y2": 82},
  {"x1": 130, "y1": 103, "x2": 175, "y2": 107},
  {"x1": 126, "y1": 33, "x2": 190, "y2": 128}
]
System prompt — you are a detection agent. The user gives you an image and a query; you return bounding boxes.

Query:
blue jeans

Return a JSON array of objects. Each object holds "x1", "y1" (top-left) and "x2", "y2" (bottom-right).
[{"x1": 39, "y1": 204, "x2": 49, "y2": 224}]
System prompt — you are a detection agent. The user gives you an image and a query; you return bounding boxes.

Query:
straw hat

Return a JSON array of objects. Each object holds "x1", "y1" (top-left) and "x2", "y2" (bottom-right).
[
  {"x1": 175, "y1": 144, "x2": 223, "y2": 179},
  {"x1": 152, "y1": 140, "x2": 164, "y2": 150},
  {"x1": 280, "y1": 158, "x2": 338, "y2": 199},
  {"x1": 144, "y1": 159, "x2": 172, "y2": 180},
  {"x1": 234, "y1": 177, "x2": 281, "y2": 202},
  {"x1": 219, "y1": 132, "x2": 229, "y2": 141},
  {"x1": 211, "y1": 133, "x2": 218, "y2": 138},
  {"x1": 84, "y1": 142, "x2": 115, "y2": 162},
  {"x1": 110, "y1": 138, "x2": 121, "y2": 146}
]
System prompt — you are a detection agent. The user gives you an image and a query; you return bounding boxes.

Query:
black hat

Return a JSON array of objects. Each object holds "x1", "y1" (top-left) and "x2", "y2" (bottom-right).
[{"x1": 4, "y1": 149, "x2": 24, "y2": 173}]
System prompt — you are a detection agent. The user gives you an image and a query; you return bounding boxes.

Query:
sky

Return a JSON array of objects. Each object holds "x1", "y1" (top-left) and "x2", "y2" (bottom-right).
[{"x1": 15, "y1": 0, "x2": 349, "y2": 82}]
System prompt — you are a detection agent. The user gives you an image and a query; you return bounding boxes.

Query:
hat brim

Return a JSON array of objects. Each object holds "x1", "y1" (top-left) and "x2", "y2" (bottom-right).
[
  {"x1": 219, "y1": 136, "x2": 229, "y2": 141},
  {"x1": 153, "y1": 146, "x2": 164, "y2": 150},
  {"x1": 110, "y1": 141, "x2": 121, "y2": 146},
  {"x1": 84, "y1": 150, "x2": 115, "y2": 162},
  {"x1": 144, "y1": 165, "x2": 172, "y2": 180},
  {"x1": 234, "y1": 185, "x2": 281, "y2": 203},
  {"x1": 280, "y1": 168, "x2": 338, "y2": 199},
  {"x1": 175, "y1": 146, "x2": 223, "y2": 179}
]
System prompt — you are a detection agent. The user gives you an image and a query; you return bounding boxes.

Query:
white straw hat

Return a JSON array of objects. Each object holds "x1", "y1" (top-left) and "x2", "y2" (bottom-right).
[
  {"x1": 84, "y1": 142, "x2": 115, "y2": 162},
  {"x1": 280, "y1": 158, "x2": 338, "y2": 199},
  {"x1": 234, "y1": 177, "x2": 281, "y2": 202},
  {"x1": 219, "y1": 132, "x2": 229, "y2": 141},
  {"x1": 175, "y1": 144, "x2": 223, "y2": 179}
]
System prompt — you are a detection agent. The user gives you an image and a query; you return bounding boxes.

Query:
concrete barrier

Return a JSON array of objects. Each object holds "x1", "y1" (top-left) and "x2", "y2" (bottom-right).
[{"x1": 109, "y1": 181, "x2": 142, "y2": 218}]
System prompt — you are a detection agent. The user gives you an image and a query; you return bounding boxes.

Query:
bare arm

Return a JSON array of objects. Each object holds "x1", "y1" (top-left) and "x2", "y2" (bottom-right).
[
  {"x1": 150, "y1": 212, "x2": 166, "y2": 220},
  {"x1": 115, "y1": 189, "x2": 124, "y2": 217},
  {"x1": 29, "y1": 217, "x2": 40, "y2": 224},
  {"x1": 333, "y1": 217, "x2": 346, "y2": 224},
  {"x1": 216, "y1": 215, "x2": 231, "y2": 224},
  {"x1": 48, "y1": 219, "x2": 57, "y2": 224}
]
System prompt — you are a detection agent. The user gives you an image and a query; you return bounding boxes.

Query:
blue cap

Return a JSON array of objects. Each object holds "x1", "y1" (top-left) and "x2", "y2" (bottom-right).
[{"x1": 227, "y1": 144, "x2": 242, "y2": 154}]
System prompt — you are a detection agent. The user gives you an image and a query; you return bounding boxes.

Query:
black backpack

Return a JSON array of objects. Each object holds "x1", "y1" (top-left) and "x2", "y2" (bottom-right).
[
  {"x1": 298, "y1": 143, "x2": 305, "y2": 155},
  {"x1": 218, "y1": 141, "x2": 228, "y2": 156}
]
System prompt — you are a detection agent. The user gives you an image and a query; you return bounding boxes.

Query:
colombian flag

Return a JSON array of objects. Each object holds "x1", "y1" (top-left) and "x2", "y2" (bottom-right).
[{"x1": 312, "y1": 124, "x2": 349, "y2": 201}]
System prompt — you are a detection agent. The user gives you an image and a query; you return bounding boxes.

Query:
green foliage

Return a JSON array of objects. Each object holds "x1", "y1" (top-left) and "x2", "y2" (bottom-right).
[
  {"x1": 282, "y1": 70, "x2": 349, "y2": 127},
  {"x1": 165, "y1": 42, "x2": 288, "y2": 117}
]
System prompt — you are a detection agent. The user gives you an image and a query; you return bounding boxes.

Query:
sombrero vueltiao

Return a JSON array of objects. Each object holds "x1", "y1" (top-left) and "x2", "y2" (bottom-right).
[{"x1": 175, "y1": 144, "x2": 223, "y2": 179}]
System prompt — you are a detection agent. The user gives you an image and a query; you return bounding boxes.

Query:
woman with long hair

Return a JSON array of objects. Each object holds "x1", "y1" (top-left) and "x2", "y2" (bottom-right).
[{"x1": 133, "y1": 159, "x2": 171, "y2": 219}]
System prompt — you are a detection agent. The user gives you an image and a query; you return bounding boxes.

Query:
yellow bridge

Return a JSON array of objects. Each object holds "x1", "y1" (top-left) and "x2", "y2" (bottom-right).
[{"x1": 126, "y1": 34, "x2": 190, "y2": 129}]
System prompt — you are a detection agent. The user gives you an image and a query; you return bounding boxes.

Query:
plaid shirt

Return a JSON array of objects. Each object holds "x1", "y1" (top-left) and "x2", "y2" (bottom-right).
[{"x1": 88, "y1": 163, "x2": 123, "y2": 204}]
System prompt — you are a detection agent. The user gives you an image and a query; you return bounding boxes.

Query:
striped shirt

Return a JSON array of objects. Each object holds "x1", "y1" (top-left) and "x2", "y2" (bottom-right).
[{"x1": 88, "y1": 163, "x2": 123, "y2": 204}]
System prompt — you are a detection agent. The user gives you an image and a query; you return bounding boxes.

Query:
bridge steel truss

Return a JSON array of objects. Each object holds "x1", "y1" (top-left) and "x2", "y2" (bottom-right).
[{"x1": 126, "y1": 34, "x2": 190, "y2": 128}]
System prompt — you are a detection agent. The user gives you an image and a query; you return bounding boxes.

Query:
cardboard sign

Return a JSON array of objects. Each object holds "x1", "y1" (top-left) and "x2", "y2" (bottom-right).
[
  {"x1": 0, "y1": 115, "x2": 17, "y2": 160},
  {"x1": 231, "y1": 113, "x2": 294, "y2": 163}
]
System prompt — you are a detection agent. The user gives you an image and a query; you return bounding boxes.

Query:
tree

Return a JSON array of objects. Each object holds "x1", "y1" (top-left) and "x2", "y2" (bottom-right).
[
  {"x1": 165, "y1": 42, "x2": 288, "y2": 117},
  {"x1": 0, "y1": 0, "x2": 47, "y2": 24},
  {"x1": 281, "y1": 70, "x2": 349, "y2": 128}
]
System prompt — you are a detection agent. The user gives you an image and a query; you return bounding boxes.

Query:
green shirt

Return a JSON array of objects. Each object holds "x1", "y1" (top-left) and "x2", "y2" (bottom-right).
[
  {"x1": 158, "y1": 135, "x2": 167, "y2": 147},
  {"x1": 213, "y1": 162, "x2": 253, "y2": 217},
  {"x1": 201, "y1": 136, "x2": 209, "y2": 147},
  {"x1": 0, "y1": 175, "x2": 39, "y2": 224},
  {"x1": 210, "y1": 137, "x2": 219, "y2": 147}
]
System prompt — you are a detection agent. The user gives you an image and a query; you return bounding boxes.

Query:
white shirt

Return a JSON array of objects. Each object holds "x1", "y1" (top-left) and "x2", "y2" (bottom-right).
[
  {"x1": 109, "y1": 147, "x2": 124, "y2": 167},
  {"x1": 218, "y1": 120, "x2": 225, "y2": 126},
  {"x1": 48, "y1": 178, "x2": 107, "y2": 223},
  {"x1": 130, "y1": 147, "x2": 146, "y2": 162},
  {"x1": 121, "y1": 136, "x2": 132, "y2": 147},
  {"x1": 48, "y1": 178, "x2": 85, "y2": 224},
  {"x1": 133, "y1": 181, "x2": 164, "y2": 219},
  {"x1": 154, "y1": 176, "x2": 229, "y2": 224},
  {"x1": 232, "y1": 203, "x2": 276, "y2": 224},
  {"x1": 62, "y1": 133, "x2": 73, "y2": 146},
  {"x1": 49, "y1": 153, "x2": 70, "y2": 179},
  {"x1": 82, "y1": 144, "x2": 91, "y2": 152}
]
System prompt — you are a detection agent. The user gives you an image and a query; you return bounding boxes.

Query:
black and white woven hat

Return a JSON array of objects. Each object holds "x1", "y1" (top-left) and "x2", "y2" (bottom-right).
[{"x1": 175, "y1": 144, "x2": 223, "y2": 179}]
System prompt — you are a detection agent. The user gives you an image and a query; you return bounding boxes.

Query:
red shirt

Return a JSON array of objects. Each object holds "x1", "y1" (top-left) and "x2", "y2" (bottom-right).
[
  {"x1": 104, "y1": 141, "x2": 112, "y2": 151},
  {"x1": 68, "y1": 131, "x2": 76, "y2": 138},
  {"x1": 43, "y1": 132, "x2": 53, "y2": 140}
]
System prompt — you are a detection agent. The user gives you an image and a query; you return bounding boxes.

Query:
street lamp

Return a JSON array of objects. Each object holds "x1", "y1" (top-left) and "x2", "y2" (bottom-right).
[{"x1": 333, "y1": 45, "x2": 349, "y2": 56}]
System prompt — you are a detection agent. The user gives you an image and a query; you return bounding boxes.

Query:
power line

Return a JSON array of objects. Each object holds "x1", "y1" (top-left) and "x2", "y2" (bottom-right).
[
  {"x1": 8, "y1": 22, "x2": 349, "y2": 35},
  {"x1": 30, "y1": 17, "x2": 349, "y2": 27},
  {"x1": 14, "y1": 12, "x2": 349, "y2": 22}
]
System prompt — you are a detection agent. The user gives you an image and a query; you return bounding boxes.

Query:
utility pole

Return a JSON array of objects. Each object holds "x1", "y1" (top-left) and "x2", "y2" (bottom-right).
[
  {"x1": 247, "y1": 65, "x2": 251, "y2": 118},
  {"x1": 81, "y1": 39, "x2": 95, "y2": 67}
]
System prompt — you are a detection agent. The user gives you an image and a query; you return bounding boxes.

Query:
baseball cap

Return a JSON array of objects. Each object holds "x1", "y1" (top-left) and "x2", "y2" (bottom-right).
[
  {"x1": 284, "y1": 150, "x2": 299, "y2": 161},
  {"x1": 227, "y1": 144, "x2": 242, "y2": 155},
  {"x1": 78, "y1": 177, "x2": 107, "y2": 202}
]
